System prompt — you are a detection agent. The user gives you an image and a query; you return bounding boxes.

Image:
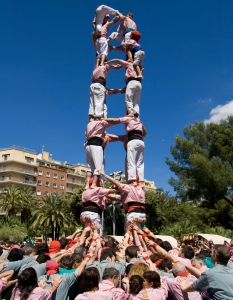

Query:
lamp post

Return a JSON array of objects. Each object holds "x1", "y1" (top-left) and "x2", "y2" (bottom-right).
[{"x1": 110, "y1": 171, "x2": 123, "y2": 236}]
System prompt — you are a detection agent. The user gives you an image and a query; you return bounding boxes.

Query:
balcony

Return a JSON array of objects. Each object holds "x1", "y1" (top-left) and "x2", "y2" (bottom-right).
[
  {"x1": 0, "y1": 166, "x2": 37, "y2": 176},
  {"x1": 67, "y1": 179, "x2": 84, "y2": 185},
  {"x1": 0, "y1": 177, "x2": 37, "y2": 186},
  {"x1": 66, "y1": 188, "x2": 77, "y2": 193},
  {"x1": 67, "y1": 170, "x2": 86, "y2": 177}
]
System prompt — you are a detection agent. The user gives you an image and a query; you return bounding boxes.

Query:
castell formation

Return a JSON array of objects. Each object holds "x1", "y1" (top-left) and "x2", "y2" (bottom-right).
[{"x1": 78, "y1": 4, "x2": 147, "y2": 243}]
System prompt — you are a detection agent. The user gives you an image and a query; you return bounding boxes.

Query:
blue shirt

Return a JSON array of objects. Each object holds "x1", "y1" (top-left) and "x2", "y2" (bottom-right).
[{"x1": 192, "y1": 264, "x2": 233, "y2": 299}]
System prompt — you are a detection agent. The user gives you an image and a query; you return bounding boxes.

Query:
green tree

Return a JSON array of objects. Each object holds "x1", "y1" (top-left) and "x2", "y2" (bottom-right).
[
  {"x1": 0, "y1": 185, "x2": 22, "y2": 216},
  {"x1": 31, "y1": 193, "x2": 71, "y2": 240},
  {"x1": 166, "y1": 117, "x2": 233, "y2": 208}
]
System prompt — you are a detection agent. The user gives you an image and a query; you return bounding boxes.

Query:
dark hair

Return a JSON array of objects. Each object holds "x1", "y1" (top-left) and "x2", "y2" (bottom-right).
[
  {"x1": 150, "y1": 253, "x2": 160, "y2": 263},
  {"x1": 82, "y1": 267, "x2": 100, "y2": 291},
  {"x1": 160, "y1": 241, "x2": 172, "y2": 252},
  {"x1": 143, "y1": 271, "x2": 161, "y2": 289},
  {"x1": 125, "y1": 246, "x2": 139, "y2": 259},
  {"x1": 37, "y1": 243, "x2": 49, "y2": 255},
  {"x1": 0, "y1": 247, "x2": 3, "y2": 256},
  {"x1": 127, "y1": 12, "x2": 134, "y2": 18},
  {"x1": 71, "y1": 253, "x2": 83, "y2": 264},
  {"x1": 199, "y1": 250, "x2": 211, "y2": 257},
  {"x1": 59, "y1": 256, "x2": 73, "y2": 270},
  {"x1": 100, "y1": 251, "x2": 114, "y2": 262},
  {"x1": 7, "y1": 248, "x2": 23, "y2": 262},
  {"x1": 129, "y1": 275, "x2": 143, "y2": 295},
  {"x1": 125, "y1": 263, "x2": 133, "y2": 276},
  {"x1": 102, "y1": 267, "x2": 120, "y2": 280},
  {"x1": 74, "y1": 246, "x2": 86, "y2": 257},
  {"x1": 36, "y1": 254, "x2": 50, "y2": 264},
  {"x1": 22, "y1": 244, "x2": 38, "y2": 256},
  {"x1": 15, "y1": 267, "x2": 38, "y2": 300},
  {"x1": 182, "y1": 245, "x2": 194, "y2": 259},
  {"x1": 214, "y1": 245, "x2": 230, "y2": 265},
  {"x1": 59, "y1": 237, "x2": 68, "y2": 250},
  {"x1": 158, "y1": 259, "x2": 172, "y2": 271}
]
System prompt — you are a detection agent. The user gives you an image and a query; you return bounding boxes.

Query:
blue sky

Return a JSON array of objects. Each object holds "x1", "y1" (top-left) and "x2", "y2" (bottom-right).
[{"x1": 1, "y1": 0, "x2": 233, "y2": 194}]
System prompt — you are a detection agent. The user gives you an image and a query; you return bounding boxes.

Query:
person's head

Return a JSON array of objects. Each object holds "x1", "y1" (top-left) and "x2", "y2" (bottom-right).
[
  {"x1": 125, "y1": 245, "x2": 139, "y2": 262},
  {"x1": 209, "y1": 239, "x2": 213, "y2": 245},
  {"x1": 191, "y1": 255, "x2": 206, "y2": 270},
  {"x1": 36, "y1": 254, "x2": 50, "y2": 264},
  {"x1": 158, "y1": 259, "x2": 172, "y2": 272},
  {"x1": 124, "y1": 263, "x2": 133, "y2": 277},
  {"x1": 59, "y1": 237, "x2": 69, "y2": 250},
  {"x1": 100, "y1": 251, "x2": 116, "y2": 263},
  {"x1": 129, "y1": 275, "x2": 143, "y2": 295},
  {"x1": 0, "y1": 247, "x2": 3, "y2": 256},
  {"x1": 59, "y1": 255, "x2": 73, "y2": 270},
  {"x1": 46, "y1": 261, "x2": 59, "y2": 276},
  {"x1": 128, "y1": 263, "x2": 149, "y2": 279},
  {"x1": 199, "y1": 249, "x2": 211, "y2": 257},
  {"x1": 149, "y1": 253, "x2": 160, "y2": 264},
  {"x1": 160, "y1": 241, "x2": 172, "y2": 252},
  {"x1": 230, "y1": 239, "x2": 233, "y2": 246},
  {"x1": 127, "y1": 12, "x2": 134, "y2": 19},
  {"x1": 172, "y1": 262, "x2": 187, "y2": 277},
  {"x1": 37, "y1": 243, "x2": 49, "y2": 255},
  {"x1": 7, "y1": 248, "x2": 23, "y2": 262},
  {"x1": 74, "y1": 246, "x2": 87, "y2": 257},
  {"x1": 82, "y1": 267, "x2": 100, "y2": 291},
  {"x1": 179, "y1": 245, "x2": 194, "y2": 259},
  {"x1": 71, "y1": 253, "x2": 83, "y2": 268},
  {"x1": 102, "y1": 267, "x2": 120, "y2": 287},
  {"x1": 22, "y1": 244, "x2": 38, "y2": 256},
  {"x1": 211, "y1": 244, "x2": 230, "y2": 265},
  {"x1": 103, "y1": 14, "x2": 110, "y2": 24},
  {"x1": 17, "y1": 267, "x2": 38, "y2": 298},
  {"x1": 49, "y1": 240, "x2": 61, "y2": 254},
  {"x1": 143, "y1": 271, "x2": 161, "y2": 289}
]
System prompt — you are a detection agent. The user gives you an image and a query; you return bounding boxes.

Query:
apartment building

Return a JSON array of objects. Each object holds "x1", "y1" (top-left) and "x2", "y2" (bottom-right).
[{"x1": 0, "y1": 146, "x2": 87, "y2": 198}]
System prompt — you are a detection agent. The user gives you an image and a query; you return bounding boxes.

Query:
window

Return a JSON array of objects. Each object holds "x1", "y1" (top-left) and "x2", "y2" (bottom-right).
[
  {"x1": 45, "y1": 181, "x2": 50, "y2": 187},
  {"x1": 71, "y1": 186, "x2": 74, "y2": 191},
  {"x1": 2, "y1": 154, "x2": 10, "y2": 161},
  {"x1": 37, "y1": 180, "x2": 42, "y2": 186},
  {"x1": 81, "y1": 169, "x2": 86, "y2": 175},
  {"x1": 25, "y1": 156, "x2": 34, "y2": 163},
  {"x1": 61, "y1": 175, "x2": 65, "y2": 180},
  {"x1": 1, "y1": 176, "x2": 6, "y2": 181},
  {"x1": 52, "y1": 192, "x2": 56, "y2": 196},
  {"x1": 60, "y1": 184, "x2": 64, "y2": 190},
  {"x1": 53, "y1": 173, "x2": 58, "y2": 179},
  {"x1": 24, "y1": 177, "x2": 29, "y2": 183},
  {"x1": 44, "y1": 191, "x2": 49, "y2": 195},
  {"x1": 46, "y1": 172, "x2": 50, "y2": 177},
  {"x1": 53, "y1": 183, "x2": 57, "y2": 188},
  {"x1": 36, "y1": 190, "x2": 41, "y2": 196},
  {"x1": 38, "y1": 170, "x2": 43, "y2": 176},
  {"x1": 71, "y1": 178, "x2": 75, "y2": 183}
]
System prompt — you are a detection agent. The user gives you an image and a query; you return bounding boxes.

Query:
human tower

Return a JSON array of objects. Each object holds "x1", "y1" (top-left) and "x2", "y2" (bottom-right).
[{"x1": 80, "y1": 5, "x2": 147, "y2": 238}]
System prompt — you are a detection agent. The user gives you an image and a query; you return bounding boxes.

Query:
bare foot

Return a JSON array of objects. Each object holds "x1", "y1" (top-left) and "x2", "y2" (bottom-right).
[{"x1": 90, "y1": 184, "x2": 97, "y2": 189}]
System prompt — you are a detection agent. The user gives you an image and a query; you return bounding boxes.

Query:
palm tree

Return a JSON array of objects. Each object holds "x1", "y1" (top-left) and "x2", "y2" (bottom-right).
[
  {"x1": 0, "y1": 185, "x2": 22, "y2": 216},
  {"x1": 20, "y1": 187, "x2": 37, "y2": 223},
  {"x1": 31, "y1": 193, "x2": 71, "y2": 240}
]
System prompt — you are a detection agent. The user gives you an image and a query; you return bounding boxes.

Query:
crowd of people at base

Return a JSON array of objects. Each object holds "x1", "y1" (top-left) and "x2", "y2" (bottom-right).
[{"x1": 0, "y1": 226, "x2": 233, "y2": 300}]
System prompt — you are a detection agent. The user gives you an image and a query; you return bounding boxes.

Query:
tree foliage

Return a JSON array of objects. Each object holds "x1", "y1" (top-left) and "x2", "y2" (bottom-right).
[{"x1": 166, "y1": 117, "x2": 233, "y2": 207}]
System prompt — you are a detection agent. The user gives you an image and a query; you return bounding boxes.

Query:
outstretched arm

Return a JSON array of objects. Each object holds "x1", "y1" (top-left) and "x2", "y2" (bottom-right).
[
  {"x1": 98, "y1": 171, "x2": 122, "y2": 189},
  {"x1": 101, "y1": 117, "x2": 120, "y2": 124},
  {"x1": 107, "y1": 59, "x2": 121, "y2": 64}
]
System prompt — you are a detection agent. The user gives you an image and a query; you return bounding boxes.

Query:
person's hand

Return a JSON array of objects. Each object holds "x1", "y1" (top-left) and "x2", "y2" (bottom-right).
[
  {"x1": 0, "y1": 262, "x2": 7, "y2": 272},
  {"x1": 38, "y1": 278, "x2": 46, "y2": 289},
  {"x1": 176, "y1": 278, "x2": 188, "y2": 291},
  {"x1": 114, "y1": 32, "x2": 119, "y2": 39},
  {"x1": 52, "y1": 276, "x2": 62, "y2": 288},
  {"x1": 108, "y1": 45, "x2": 113, "y2": 52},
  {"x1": 98, "y1": 170, "x2": 104, "y2": 175}
]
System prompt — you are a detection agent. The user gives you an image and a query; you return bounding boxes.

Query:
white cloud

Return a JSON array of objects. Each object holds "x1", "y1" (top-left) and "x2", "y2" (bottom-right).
[
  {"x1": 204, "y1": 100, "x2": 233, "y2": 124},
  {"x1": 198, "y1": 98, "x2": 212, "y2": 104}
]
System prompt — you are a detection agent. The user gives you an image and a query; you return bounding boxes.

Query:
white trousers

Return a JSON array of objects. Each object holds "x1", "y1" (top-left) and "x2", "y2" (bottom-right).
[
  {"x1": 125, "y1": 212, "x2": 146, "y2": 229},
  {"x1": 86, "y1": 145, "x2": 104, "y2": 175},
  {"x1": 108, "y1": 31, "x2": 132, "y2": 42},
  {"x1": 95, "y1": 37, "x2": 108, "y2": 58},
  {"x1": 80, "y1": 211, "x2": 103, "y2": 236},
  {"x1": 126, "y1": 80, "x2": 142, "y2": 115},
  {"x1": 95, "y1": 5, "x2": 118, "y2": 30},
  {"x1": 127, "y1": 139, "x2": 144, "y2": 181},
  {"x1": 134, "y1": 50, "x2": 145, "y2": 66},
  {"x1": 89, "y1": 82, "x2": 106, "y2": 117}
]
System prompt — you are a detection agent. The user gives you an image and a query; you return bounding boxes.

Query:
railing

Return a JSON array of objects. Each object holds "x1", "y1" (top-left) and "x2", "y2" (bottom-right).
[
  {"x1": 0, "y1": 145, "x2": 36, "y2": 154},
  {"x1": 67, "y1": 179, "x2": 83, "y2": 185},
  {"x1": 0, "y1": 177, "x2": 36, "y2": 186},
  {"x1": 66, "y1": 170, "x2": 86, "y2": 177},
  {"x1": 0, "y1": 166, "x2": 37, "y2": 176}
]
